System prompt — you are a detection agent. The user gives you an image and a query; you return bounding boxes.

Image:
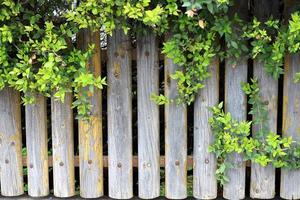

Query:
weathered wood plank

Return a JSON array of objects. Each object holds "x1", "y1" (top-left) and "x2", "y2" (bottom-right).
[
  {"x1": 280, "y1": 54, "x2": 300, "y2": 199},
  {"x1": 0, "y1": 88, "x2": 23, "y2": 196},
  {"x1": 223, "y1": 60, "x2": 247, "y2": 199},
  {"x1": 78, "y1": 29, "x2": 103, "y2": 198},
  {"x1": 193, "y1": 59, "x2": 219, "y2": 199},
  {"x1": 51, "y1": 93, "x2": 75, "y2": 197},
  {"x1": 223, "y1": 1, "x2": 249, "y2": 199},
  {"x1": 107, "y1": 29, "x2": 133, "y2": 199},
  {"x1": 250, "y1": 1, "x2": 279, "y2": 198},
  {"x1": 137, "y1": 31, "x2": 160, "y2": 199},
  {"x1": 164, "y1": 38, "x2": 187, "y2": 199},
  {"x1": 251, "y1": 61, "x2": 277, "y2": 199},
  {"x1": 25, "y1": 94, "x2": 49, "y2": 197},
  {"x1": 280, "y1": 2, "x2": 300, "y2": 199}
]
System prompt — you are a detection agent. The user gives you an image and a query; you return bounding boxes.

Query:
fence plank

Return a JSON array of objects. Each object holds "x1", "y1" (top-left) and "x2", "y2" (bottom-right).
[
  {"x1": 25, "y1": 94, "x2": 49, "y2": 197},
  {"x1": 164, "y1": 40, "x2": 187, "y2": 199},
  {"x1": 137, "y1": 31, "x2": 160, "y2": 199},
  {"x1": 251, "y1": 61, "x2": 277, "y2": 199},
  {"x1": 0, "y1": 88, "x2": 23, "y2": 196},
  {"x1": 250, "y1": 1, "x2": 279, "y2": 198},
  {"x1": 280, "y1": 54, "x2": 300, "y2": 199},
  {"x1": 107, "y1": 29, "x2": 133, "y2": 199},
  {"x1": 193, "y1": 59, "x2": 219, "y2": 199},
  {"x1": 223, "y1": 1, "x2": 248, "y2": 199},
  {"x1": 223, "y1": 60, "x2": 247, "y2": 199},
  {"x1": 78, "y1": 29, "x2": 103, "y2": 198},
  {"x1": 51, "y1": 93, "x2": 75, "y2": 197}
]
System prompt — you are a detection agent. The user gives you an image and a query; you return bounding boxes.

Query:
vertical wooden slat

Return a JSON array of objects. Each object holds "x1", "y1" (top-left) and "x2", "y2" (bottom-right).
[
  {"x1": 0, "y1": 88, "x2": 23, "y2": 196},
  {"x1": 26, "y1": 94, "x2": 49, "y2": 197},
  {"x1": 78, "y1": 29, "x2": 103, "y2": 198},
  {"x1": 280, "y1": 1, "x2": 300, "y2": 198},
  {"x1": 107, "y1": 29, "x2": 133, "y2": 199},
  {"x1": 137, "y1": 31, "x2": 160, "y2": 199},
  {"x1": 164, "y1": 35, "x2": 187, "y2": 199},
  {"x1": 224, "y1": 60, "x2": 247, "y2": 200},
  {"x1": 193, "y1": 59, "x2": 219, "y2": 199},
  {"x1": 223, "y1": 1, "x2": 249, "y2": 199},
  {"x1": 280, "y1": 54, "x2": 300, "y2": 199},
  {"x1": 250, "y1": 1, "x2": 279, "y2": 198},
  {"x1": 52, "y1": 93, "x2": 75, "y2": 197}
]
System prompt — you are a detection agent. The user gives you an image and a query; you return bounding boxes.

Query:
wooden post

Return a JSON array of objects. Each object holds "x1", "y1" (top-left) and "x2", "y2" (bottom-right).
[
  {"x1": 193, "y1": 59, "x2": 219, "y2": 199},
  {"x1": 250, "y1": 1, "x2": 279, "y2": 198},
  {"x1": 26, "y1": 94, "x2": 49, "y2": 197},
  {"x1": 224, "y1": 59, "x2": 247, "y2": 200},
  {"x1": 137, "y1": 31, "x2": 160, "y2": 199},
  {"x1": 164, "y1": 34, "x2": 187, "y2": 199},
  {"x1": 78, "y1": 29, "x2": 103, "y2": 198},
  {"x1": 280, "y1": 1, "x2": 300, "y2": 198},
  {"x1": 280, "y1": 53, "x2": 300, "y2": 199},
  {"x1": 223, "y1": 1, "x2": 249, "y2": 199},
  {"x1": 107, "y1": 29, "x2": 133, "y2": 199},
  {"x1": 0, "y1": 88, "x2": 23, "y2": 196},
  {"x1": 51, "y1": 93, "x2": 75, "y2": 197}
]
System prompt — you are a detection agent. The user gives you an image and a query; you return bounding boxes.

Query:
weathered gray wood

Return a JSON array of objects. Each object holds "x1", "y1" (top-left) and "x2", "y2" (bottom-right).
[
  {"x1": 251, "y1": 61, "x2": 277, "y2": 199},
  {"x1": 0, "y1": 88, "x2": 23, "y2": 196},
  {"x1": 193, "y1": 59, "x2": 219, "y2": 199},
  {"x1": 78, "y1": 29, "x2": 103, "y2": 198},
  {"x1": 107, "y1": 29, "x2": 133, "y2": 199},
  {"x1": 280, "y1": 54, "x2": 300, "y2": 199},
  {"x1": 280, "y1": 2, "x2": 300, "y2": 199},
  {"x1": 224, "y1": 58, "x2": 247, "y2": 199},
  {"x1": 51, "y1": 93, "x2": 75, "y2": 197},
  {"x1": 164, "y1": 40, "x2": 187, "y2": 199},
  {"x1": 25, "y1": 94, "x2": 49, "y2": 197},
  {"x1": 250, "y1": 1, "x2": 279, "y2": 198},
  {"x1": 137, "y1": 31, "x2": 160, "y2": 199},
  {"x1": 223, "y1": 1, "x2": 248, "y2": 199}
]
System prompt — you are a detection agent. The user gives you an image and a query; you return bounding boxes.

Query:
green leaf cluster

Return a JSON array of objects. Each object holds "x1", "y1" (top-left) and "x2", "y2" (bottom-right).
[
  {"x1": 0, "y1": 1, "x2": 106, "y2": 119},
  {"x1": 209, "y1": 79, "x2": 300, "y2": 185}
]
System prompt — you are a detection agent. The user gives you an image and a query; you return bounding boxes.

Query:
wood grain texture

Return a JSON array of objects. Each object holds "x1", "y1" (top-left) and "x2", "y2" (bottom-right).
[
  {"x1": 223, "y1": 1, "x2": 249, "y2": 199},
  {"x1": 78, "y1": 29, "x2": 103, "y2": 198},
  {"x1": 164, "y1": 42, "x2": 187, "y2": 199},
  {"x1": 250, "y1": 1, "x2": 279, "y2": 198},
  {"x1": 251, "y1": 61, "x2": 277, "y2": 199},
  {"x1": 193, "y1": 59, "x2": 219, "y2": 199},
  {"x1": 137, "y1": 31, "x2": 160, "y2": 199},
  {"x1": 21, "y1": 155, "x2": 195, "y2": 167},
  {"x1": 107, "y1": 29, "x2": 133, "y2": 199},
  {"x1": 0, "y1": 88, "x2": 23, "y2": 196},
  {"x1": 25, "y1": 94, "x2": 49, "y2": 197},
  {"x1": 280, "y1": 54, "x2": 300, "y2": 199},
  {"x1": 224, "y1": 58, "x2": 247, "y2": 200},
  {"x1": 51, "y1": 93, "x2": 75, "y2": 197}
]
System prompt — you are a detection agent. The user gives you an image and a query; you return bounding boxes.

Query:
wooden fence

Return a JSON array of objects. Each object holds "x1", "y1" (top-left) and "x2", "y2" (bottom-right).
[{"x1": 1, "y1": 2, "x2": 300, "y2": 199}]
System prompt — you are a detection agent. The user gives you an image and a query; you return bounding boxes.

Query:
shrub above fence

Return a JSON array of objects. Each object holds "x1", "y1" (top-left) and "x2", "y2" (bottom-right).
[{"x1": 2, "y1": 0, "x2": 300, "y2": 199}]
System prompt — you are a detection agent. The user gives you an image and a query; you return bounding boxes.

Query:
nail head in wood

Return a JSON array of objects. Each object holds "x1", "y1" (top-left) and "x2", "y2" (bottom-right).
[{"x1": 117, "y1": 162, "x2": 122, "y2": 168}]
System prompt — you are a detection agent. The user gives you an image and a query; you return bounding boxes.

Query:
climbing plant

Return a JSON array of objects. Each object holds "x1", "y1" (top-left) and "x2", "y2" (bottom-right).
[
  {"x1": 2, "y1": 0, "x2": 300, "y2": 117},
  {"x1": 0, "y1": 0, "x2": 106, "y2": 119},
  {"x1": 209, "y1": 79, "x2": 300, "y2": 185}
]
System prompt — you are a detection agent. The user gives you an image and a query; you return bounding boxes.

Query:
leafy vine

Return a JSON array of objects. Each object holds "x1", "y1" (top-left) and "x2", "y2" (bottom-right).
[
  {"x1": 2, "y1": 0, "x2": 300, "y2": 119},
  {"x1": 209, "y1": 79, "x2": 300, "y2": 185}
]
